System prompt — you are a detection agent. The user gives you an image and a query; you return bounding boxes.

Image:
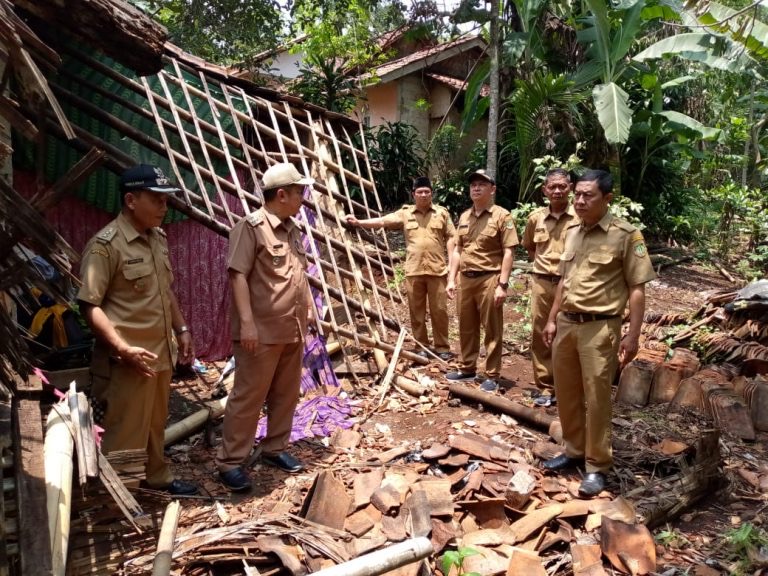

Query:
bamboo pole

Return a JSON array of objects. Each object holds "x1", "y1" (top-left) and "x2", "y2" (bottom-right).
[
  {"x1": 151, "y1": 500, "x2": 181, "y2": 576},
  {"x1": 164, "y1": 397, "x2": 228, "y2": 447},
  {"x1": 279, "y1": 101, "x2": 354, "y2": 352},
  {"x1": 160, "y1": 69, "x2": 376, "y2": 198},
  {"x1": 155, "y1": 71, "x2": 219, "y2": 221},
  {"x1": 310, "y1": 537, "x2": 433, "y2": 576},
  {"x1": 340, "y1": 124, "x2": 406, "y2": 317},
  {"x1": 44, "y1": 404, "x2": 73, "y2": 576}
]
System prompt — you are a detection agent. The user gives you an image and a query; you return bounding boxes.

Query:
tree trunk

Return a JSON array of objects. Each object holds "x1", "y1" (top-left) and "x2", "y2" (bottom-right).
[{"x1": 486, "y1": 0, "x2": 500, "y2": 179}]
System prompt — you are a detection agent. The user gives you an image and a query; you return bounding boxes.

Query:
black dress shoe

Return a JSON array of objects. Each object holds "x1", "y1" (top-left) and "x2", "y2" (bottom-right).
[
  {"x1": 578, "y1": 472, "x2": 606, "y2": 497},
  {"x1": 541, "y1": 453, "x2": 585, "y2": 472},
  {"x1": 219, "y1": 467, "x2": 252, "y2": 492},
  {"x1": 437, "y1": 351, "x2": 454, "y2": 361},
  {"x1": 262, "y1": 452, "x2": 304, "y2": 473},
  {"x1": 164, "y1": 478, "x2": 199, "y2": 496}
]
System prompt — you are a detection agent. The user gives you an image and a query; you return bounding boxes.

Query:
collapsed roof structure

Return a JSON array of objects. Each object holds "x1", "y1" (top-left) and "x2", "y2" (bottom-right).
[{"x1": 0, "y1": 0, "x2": 432, "y2": 572}]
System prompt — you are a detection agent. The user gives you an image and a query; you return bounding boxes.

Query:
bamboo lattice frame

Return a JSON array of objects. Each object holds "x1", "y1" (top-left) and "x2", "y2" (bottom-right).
[{"x1": 42, "y1": 46, "x2": 417, "y2": 357}]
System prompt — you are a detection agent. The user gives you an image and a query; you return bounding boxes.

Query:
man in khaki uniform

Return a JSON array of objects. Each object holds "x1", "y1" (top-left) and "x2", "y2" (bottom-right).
[
  {"x1": 216, "y1": 163, "x2": 314, "y2": 492},
  {"x1": 345, "y1": 176, "x2": 455, "y2": 360},
  {"x1": 78, "y1": 164, "x2": 198, "y2": 496},
  {"x1": 446, "y1": 170, "x2": 519, "y2": 392},
  {"x1": 542, "y1": 169, "x2": 656, "y2": 497},
  {"x1": 522, "y1": 169, "x2": 576, "y2": 391}
]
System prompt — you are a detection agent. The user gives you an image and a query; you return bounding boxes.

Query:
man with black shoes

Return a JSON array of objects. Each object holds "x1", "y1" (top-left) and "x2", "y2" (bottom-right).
[
  {"x1": 216, "y1": 163, "x2": 314, "y2": 492},
  {"x1": 445, "y1": 170, "x2": 518, "y2": 392},
  {"x1": 541, "y1": 170, "x2": 655, "y2": 497}
]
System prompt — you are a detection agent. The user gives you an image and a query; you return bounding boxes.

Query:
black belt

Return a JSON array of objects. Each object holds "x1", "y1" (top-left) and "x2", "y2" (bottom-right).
[
  {"x1": 461, "y1": 270, "x2": 498, "y2": 278},
  {"x1": 533, "y1": 272, "x2": 561, "y2": 282},
  {"x1": 562, "y1": 311, "x2": 620, "y2": 323}
]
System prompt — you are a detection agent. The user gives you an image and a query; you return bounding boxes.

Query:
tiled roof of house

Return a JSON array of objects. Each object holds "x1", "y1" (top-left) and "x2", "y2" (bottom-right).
[
  {"x1": 426, "y1": 72, "x2": 490, "y2": 96},
  {"x1": 364, "y1": 34, "x2": 486, "y2": 83}
]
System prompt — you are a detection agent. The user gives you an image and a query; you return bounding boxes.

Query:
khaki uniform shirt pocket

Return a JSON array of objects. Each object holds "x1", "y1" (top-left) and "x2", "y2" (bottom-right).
[{"x1": 122, "y1": 263, "x2": 154, "y2": 293}]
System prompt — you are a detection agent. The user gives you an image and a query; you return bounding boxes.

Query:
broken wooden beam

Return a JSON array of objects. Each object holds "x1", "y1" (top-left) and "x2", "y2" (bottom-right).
[
  {"x1": 448, "y1": 383, "x2": 557, "y2": 434},
  {"x1": 310, "y1": 537, "x2": 433, "y2": 576}
]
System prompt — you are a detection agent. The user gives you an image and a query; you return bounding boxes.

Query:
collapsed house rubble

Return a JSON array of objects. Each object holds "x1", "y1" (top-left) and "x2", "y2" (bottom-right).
[{"x1": 1, "y1": 0, "x2": 767, "y2": 575}]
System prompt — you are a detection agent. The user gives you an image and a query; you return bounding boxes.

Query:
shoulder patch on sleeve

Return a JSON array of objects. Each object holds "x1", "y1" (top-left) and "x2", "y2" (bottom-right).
[
  {"x1": 246, "y1": 211, "x2": 264, "y2": 226},
  {"x1": 154, "y1": 226, "x2": 167, "y2": 238},
  {"x1": 505, "y1": 216, "x2": 516, "y2": 229},
  {"x1": 633, "y1": 242, "x2": 648, "y2": 258},
  {"x1": 95, "y1": 227, "x2": 117, "y2": 243},
  {"x1": 90, "y1": 246, "x2": 109, "y2": 258}
]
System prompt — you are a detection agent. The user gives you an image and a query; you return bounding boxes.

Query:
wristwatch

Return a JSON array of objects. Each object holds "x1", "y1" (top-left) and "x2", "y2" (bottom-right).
[
  {"x1": 498, "y1": 280, "x2": 509, "y2": 289},
  {"x1": 176, "y1": 325, "x2": 190, "y2": 335}
]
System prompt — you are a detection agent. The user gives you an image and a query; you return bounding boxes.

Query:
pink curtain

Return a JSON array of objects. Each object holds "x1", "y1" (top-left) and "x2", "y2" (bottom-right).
[{"x1": 15, "y1": 172, "x2": 233, "y2": 360}]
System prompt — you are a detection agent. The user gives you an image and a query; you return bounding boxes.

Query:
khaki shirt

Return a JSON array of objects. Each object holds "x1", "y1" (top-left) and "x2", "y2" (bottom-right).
[
  {"x1": 380, "y1": 204, "x2": 456, "y2": 276},
  {"x1": 559, "y1": 212, "x2": 656, "y2": 316},
  {"x1": 78, "y1": 212, "x2": 176, "y2": 372},
  {"x1": 228, "y1": 208, "x2": 309, "y2": 344},
  {"x1": 522, "y1": 205, "x2": 577, "y2": 275},
  {"x1": 455, "y1": 204, "x2": 519, "y2": 272}
]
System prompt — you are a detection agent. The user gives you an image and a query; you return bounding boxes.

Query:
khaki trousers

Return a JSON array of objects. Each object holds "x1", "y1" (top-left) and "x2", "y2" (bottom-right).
[
  {"x1": 91, "y1": 365, "x2": 174, "y2": 487},
  {"x1": 530, "y1": 275, "x2": 558, "y2": 388},
  {"x1": 552, "y1": 315, "x2": 621, "y2": 473},
  {"x1": 216, "y1": 341, "x2": 302, "y2": 472},
  {"x1": 405, "y1": 274, "x2": 450, "y2": 353},
  {"x1": 457, "y1": 274, "x2": 504, "y2": 378}
]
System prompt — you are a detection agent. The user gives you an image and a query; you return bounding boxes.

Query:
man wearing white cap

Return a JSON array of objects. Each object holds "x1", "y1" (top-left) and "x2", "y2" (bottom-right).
[{"x1": 216, "y1": 162, "x2": 314, "y2": 492}]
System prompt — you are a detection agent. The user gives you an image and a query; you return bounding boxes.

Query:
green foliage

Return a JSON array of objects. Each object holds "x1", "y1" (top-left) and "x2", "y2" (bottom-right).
[
  {"x1": 293, "y1": 54, "x2": 358, "y2": 113},
  {"x1": 366, "y1": 122, "x2": 427, "y2": 210},
  {"x1": 432, "y1": 139, "x2": 489, "y2": 215},
  {"x1": 726, "y1": 523, "x2": 768, "y2": 574},
  {"x1": 441, "y1": 546, "x2": 480, "y2": 576},
  {"x1": 609, "y1": 195, "x2": 646, "y2": 230},
  {"x1": 136, "y1": 0, "x2": 282, "y2": 65},
  {"x1": 504, "y1": 72, "x2": 587, "y2": 201},
  {"x1": 654, "y1": 525, "x2": 691, "y2": 549},
  {"x1": 428, "y1": 124, "x2": 462, "y2": 183}
]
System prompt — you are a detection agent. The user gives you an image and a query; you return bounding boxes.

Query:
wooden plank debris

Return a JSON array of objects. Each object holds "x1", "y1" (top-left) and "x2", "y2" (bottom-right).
[{"x1": 14, "y1": 398, "x2": 52, "y2": 575}]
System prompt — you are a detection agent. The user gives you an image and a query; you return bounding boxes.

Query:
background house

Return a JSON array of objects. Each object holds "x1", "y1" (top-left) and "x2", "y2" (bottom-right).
[
  {"x1": 354, "y1": 33, "x2": 489, "y2": 165},
  {"x1": 234, "y1": 31, "x2": 490, "y2": 170}
]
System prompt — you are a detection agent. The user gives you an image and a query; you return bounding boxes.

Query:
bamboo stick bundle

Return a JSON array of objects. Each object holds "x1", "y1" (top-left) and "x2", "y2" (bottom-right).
[{"x1": 44, "y1": 404, "x2": 73, "y2": 576}]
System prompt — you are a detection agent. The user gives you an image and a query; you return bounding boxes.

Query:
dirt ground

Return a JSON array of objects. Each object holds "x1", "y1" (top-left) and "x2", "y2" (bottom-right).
[{"x1": 161, "y1": 259, "x2": 765, "y2": 575}]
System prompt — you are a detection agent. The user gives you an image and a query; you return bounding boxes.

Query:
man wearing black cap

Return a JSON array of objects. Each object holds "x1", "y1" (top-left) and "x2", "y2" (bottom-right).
[
  {"x1": 78, "y1": 164, "x2": 198, "y2": 496},
  {"x1": 345, "y1": 176, "x2": 456, "y2": 360},
  {"x1": 446, "y1": 170, "x2": 518, "y2": 392}
]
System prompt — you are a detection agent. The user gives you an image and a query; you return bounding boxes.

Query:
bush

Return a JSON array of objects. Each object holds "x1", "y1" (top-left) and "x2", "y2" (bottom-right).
[{"x1": 365, "y1": 121, "x2": 426, "y2": 210}]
